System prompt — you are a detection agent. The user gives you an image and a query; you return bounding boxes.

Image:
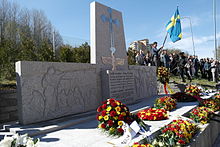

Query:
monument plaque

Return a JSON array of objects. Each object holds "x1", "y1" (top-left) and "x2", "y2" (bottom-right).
[{"x1": 105, "y1": 70, "x2": 135, "y2": 104}]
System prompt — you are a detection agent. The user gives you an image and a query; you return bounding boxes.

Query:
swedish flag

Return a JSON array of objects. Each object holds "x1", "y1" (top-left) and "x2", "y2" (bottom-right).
[{"x1": 166, "y1": 8, "x2": 182, "y2": 43}]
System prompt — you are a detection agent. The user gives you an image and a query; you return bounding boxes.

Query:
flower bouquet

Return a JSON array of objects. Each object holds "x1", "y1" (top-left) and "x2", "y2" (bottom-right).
[
  {"x1": 157, "y1": 67, "x2": 171, "y2": 94},
  {"x1": 154, "y1": 96, "x2": 177, "y2": 111},
  {"x1": 0, "y1": 134, "x2": 39, "y2": 147},
  {"x1": 137, "y1": 108, "x2": 168, "y2": 121},
  {"x1": 131, "y1": 142, "x2": 153, "y2": 147},
  {"x1": 213, "y1": 92, "x2": 220, "y2": 104},
  {"x1": 152, "y1": 119, "x2": 199, "y2": 146},
  {"x1": 185, "y1": 85, "x2": 202, "y2": 96},
  {"x1": 189, "y1": 106, "x2": 214, "y2": 124},
  {"x1": 96, "y1": 98, "x2": 133, "y2": 136},
  {"x1": 202, "y1": 99, "x2": 220, "y2": 112},
  {"x1": 157, "y1": 67, "x2": 169, "y2": 84},
  {"x1": 171, "y1": 92, "x2": 197, "y2": 102}
]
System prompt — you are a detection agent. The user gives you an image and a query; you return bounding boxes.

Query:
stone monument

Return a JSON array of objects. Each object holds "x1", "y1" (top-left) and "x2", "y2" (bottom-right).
[
  {"x1": 15, "y1": 1, "x2": 157, "y2": 125},
  {"x1": 90, "y1": 2, "x2": 128, "y2": 70}
]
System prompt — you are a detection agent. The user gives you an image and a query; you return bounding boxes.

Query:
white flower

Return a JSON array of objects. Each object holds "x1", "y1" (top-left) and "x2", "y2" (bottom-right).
[
  {"x1": 26, "y1": 138, "x2": 34, "y2": 147},
  {"x1": 14, "y1": 134, "x2": 28, "y2": 146},
  {"x1": 0, "y1": 136, "x2": 14, "y2": 147}
]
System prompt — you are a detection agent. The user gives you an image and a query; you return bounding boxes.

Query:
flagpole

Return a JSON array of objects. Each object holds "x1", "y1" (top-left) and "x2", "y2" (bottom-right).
[{"x1": 162, "y1": 32, "x2": 169, "y2": 47}]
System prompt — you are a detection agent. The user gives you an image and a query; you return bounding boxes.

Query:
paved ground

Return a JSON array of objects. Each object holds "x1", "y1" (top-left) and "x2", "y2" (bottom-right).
[
  {"x1": 213, "y1": 134, "x2": 220, "y2": 147},
  {"x1": 35, "y1": 95, "x2": 200, "y2": 147}
]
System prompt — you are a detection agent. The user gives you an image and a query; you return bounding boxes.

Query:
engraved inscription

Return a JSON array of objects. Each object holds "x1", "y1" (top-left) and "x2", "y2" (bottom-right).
[{"x1": 108, "y1": 71, "x2": 135, "y2": 103}]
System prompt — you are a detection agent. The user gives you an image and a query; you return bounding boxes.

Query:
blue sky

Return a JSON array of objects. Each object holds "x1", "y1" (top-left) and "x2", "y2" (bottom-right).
[{"x1": 16, "y1": 0, "x2": 219, "y2": 58}]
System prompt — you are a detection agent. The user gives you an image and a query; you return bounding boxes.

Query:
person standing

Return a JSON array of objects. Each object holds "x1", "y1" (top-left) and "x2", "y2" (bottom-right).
[
  {"x1": 178, "y1": 52, "x2": 192, "y2": 82},
  {"x1": 151, "y1": 42, "x2": 163, "y2": 66},
  {"x1": 193, "y1": 56, "x2": 199, "y2": 78},
  {"x1": 160, "y1": 49, "x2": 171, "y2": 68},
  {"x1": 211, "y1": 60, "x2": 216, "y2": 82}
]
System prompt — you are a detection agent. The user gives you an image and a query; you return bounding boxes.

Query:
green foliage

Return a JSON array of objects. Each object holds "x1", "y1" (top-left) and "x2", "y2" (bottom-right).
[
  {"x1": 127, "y1": 48, "x2": 136, "y2": 65},
  {"x1": 73, "y1": 42, "x2": 90, "y2": 63},
  {"x1": 59, "y1": 42, "x2": 90, "y2": 63},
  {"x1": 59, "y1": 45, "x2": 74, "y2": 62}
]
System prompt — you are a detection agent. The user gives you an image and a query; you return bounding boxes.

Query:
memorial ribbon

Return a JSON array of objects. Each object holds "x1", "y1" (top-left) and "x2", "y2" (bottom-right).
[
  {"x1": 167, "y1": 83, "x2": 174, "y2": 94},
  {"x1": 164, "y1": 83, "x2": 168, "y2": 94}
]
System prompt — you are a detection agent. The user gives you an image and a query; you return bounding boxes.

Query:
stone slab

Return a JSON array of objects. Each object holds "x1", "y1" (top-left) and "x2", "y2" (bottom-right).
[
  {"x1": 90, "y1": 1, "x2": 128, "y2": 70},
  {"x1": 129, "y1": 66, "x2": 157, "y2": 100},
  {"x1": 101, "y1": 70, "x2": 136, "y2": 104},
  {"x1": 16, "y1": 61, "x2": 100, "y2": 125}
]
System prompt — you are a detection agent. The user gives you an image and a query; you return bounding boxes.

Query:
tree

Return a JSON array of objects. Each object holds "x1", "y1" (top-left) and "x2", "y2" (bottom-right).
[
  {"x1": 73, "y1": 42, "x2": 90, "y2": 63},
  {"x1": 127, "y1": 47, "x2": 136, "y2": 65},
  {"x1": 59, "y1": 45, "x2": 74, "y2": 62}
]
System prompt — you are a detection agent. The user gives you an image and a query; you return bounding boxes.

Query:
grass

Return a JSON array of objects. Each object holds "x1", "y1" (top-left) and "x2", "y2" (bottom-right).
[
  {"x1": 0, "y1": 78, "x2": 16, "y2": 90},
  {"x1": 170, "y1": 75, "x2": 217, "y2": 89}
]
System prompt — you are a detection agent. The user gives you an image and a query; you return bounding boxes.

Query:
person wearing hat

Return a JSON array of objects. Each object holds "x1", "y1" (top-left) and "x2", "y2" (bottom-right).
[{"x1": 151, "y1": 42, "x2": 163, "y2": 66}]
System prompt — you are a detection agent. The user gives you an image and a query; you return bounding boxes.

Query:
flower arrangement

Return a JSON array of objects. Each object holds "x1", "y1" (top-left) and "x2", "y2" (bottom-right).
[
  {"x1": 154, "y1": 96, "x2": 177, "y2": 111},
  {"x1": 213, "y1": 92, "x2": 220, "y2": 104},
  {"x1": 0, "y1": 134, "x2": 39, "y2": 147},
  {"x1": 189, "y1": 106, "x2": 214, "y2": 124},
  {"x1": 131, "y1": 142, "x2": 153, "y2": 147},
  {"x1": 152, "y1": 119, "x2": 199, "y2": 146},
  {"x1": 185, "y1": 85, "x2": 202, "y2": 96},
  {"x1": 171, "y1": 92, "x2": 197, "y2": 102},
  {"x1": 202, "y1": 99, "x2": 220, "y2": 112},
  {"x1": 137, "y1": 108, "x2": 168, "y2": 121},
  {"x1": 157, "y1": 67, "x2": 169, "y2": 84},
  {"x1": 96, "y1": 98, "x2": 133, "y2": 136}
]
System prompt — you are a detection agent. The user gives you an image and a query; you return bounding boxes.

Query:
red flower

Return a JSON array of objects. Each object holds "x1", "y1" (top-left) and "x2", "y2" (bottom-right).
[
  {"x1": 102, "y1": 104, "x2": 107, "y2": 109},
  {"x1": 117, "y1": 128, "x2": 124, "y2": 133},
  {"x1": 101, "y1": 123, "x2": 106, "y2": 129},
  {"x1": 96, "y1": 114, "x2": 100, "y2": 120},
  {"x1": 102, "y1": 100, "x2": 107, "y2": 104},
  {"x1": 178, "y1": 139, "x2": 185, "y2": 144},
  {"x1": 97, "y1": 106, "x2": 102, "y2": 112},
  {"x1": 118, "y1": 115, "x2": 124, "y2": 120},
  {"x1": 101, "y1": 110, "x2": 107, "y2": 116},
  {"x1": 110, "y1": 111, "x2": 116, "y2": 117},
  {"x1": 108, "y1": 120, "x2": 114, "y2": 126},
  {"x1": 109, "y1": 98, "x2": 115, "y2": 104},
  {"x1": 111, "y1": 102, "x2": 117, "y2": 107}
]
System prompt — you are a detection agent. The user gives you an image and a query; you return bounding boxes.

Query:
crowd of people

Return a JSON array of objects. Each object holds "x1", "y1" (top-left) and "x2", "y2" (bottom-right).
[{"x1": 135, "y1": 42, "x2": 220, "y2": 83}]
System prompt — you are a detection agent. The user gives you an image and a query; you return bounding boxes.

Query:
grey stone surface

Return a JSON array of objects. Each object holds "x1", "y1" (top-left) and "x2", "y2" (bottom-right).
[
  {"x1": 129, "y1": 66, "x2": 157, "y2": 100},
  {"x1": 16, "y1": 61, "x2": 100, "y2": 125},
  {"x1": 189, "y1": 111, "x2": 220, "y2": 147},
  {"x1": 101, "y1": 70, "x2": 136, "y2": 104},
  {"x1": 0, "y1": 90, "x2": 17, "y2": 123},
  {"x1": 90, "y1": 1, "x2": 128, "y2": 70}
]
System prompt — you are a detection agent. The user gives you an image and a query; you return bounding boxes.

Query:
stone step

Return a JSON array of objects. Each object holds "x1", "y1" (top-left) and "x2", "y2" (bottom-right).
[
  {"x1": 0, "y1": 95, "x2": 161, "y2": 139},
  {"x1": 2, "y1": 111, "x2": 97, "y2": 137}
]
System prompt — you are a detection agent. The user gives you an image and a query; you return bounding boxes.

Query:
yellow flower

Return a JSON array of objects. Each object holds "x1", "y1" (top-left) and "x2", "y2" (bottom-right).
[
  {"x1": 113, "y1": 116, "x2": 118, "y2": 120},
  {"x1": 109, "y1": 127, "x2": 115, "y2": 132},
  {"x1": 116, "y1": 101, "x2": 120, "y2": 105},
  {"x1": 104, "y1": 115, "x2": 109, "y2": 121},
  {"x1": 106, "y1": 106, "x2": 112, "y2": 111},
  {"x1": 98, "y1": 124, "x2": 102, "y2": 128},
  {"x1": 98, "y1": 116, "x2": 103, "y2": 120},
  {"x1": 118, "y1": 121, "x2": 123, "y2": 126},
  {"x1": 115, "y1": 106, "x2": 121, "y2": 112},
  {"x1": 121, "y1": 112, "x2": 126, "y2": 116},
  {"x1": 146, "y1": 112, "x2": 151, "y2": 116}
]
